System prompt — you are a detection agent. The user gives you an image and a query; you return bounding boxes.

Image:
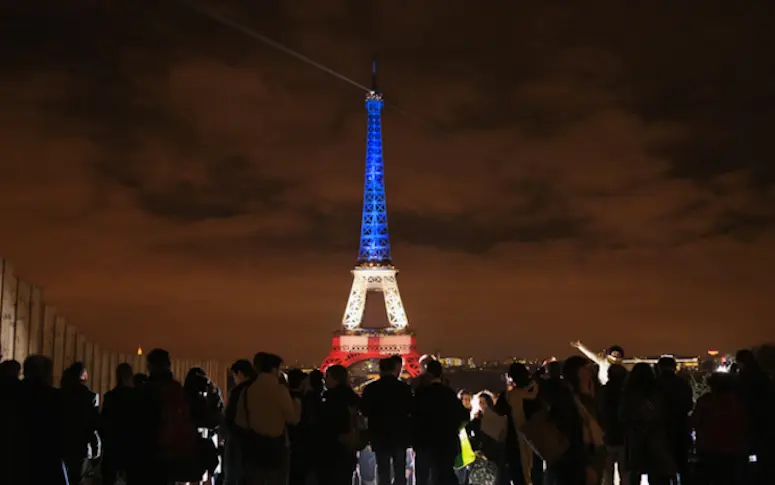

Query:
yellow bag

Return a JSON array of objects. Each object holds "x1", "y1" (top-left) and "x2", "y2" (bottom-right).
[{"x1": 454, "y1": 428, "x2": 476, "y2": 470}]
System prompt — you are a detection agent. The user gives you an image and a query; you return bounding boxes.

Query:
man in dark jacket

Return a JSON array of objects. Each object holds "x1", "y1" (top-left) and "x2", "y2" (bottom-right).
[
  {"x1": 321, "y1": 365, "x2": 361, "y2": 485},
  {"x1": 101, "y1": 362, "x2": 136, "y2": 485},
  {"x1": 0, "y1": 358, "x2": 22, "y2": 484},
  {"x1": 129, "y1": 348, "x2": 196, "y2": 485},
  {"x1": 18, "y1": 355, "x2": 68, "y2": 485},
  {"x1": 736, "y1": 349, "x2": 775, "y2": 484},
  {"x1": 413, "y1": 360, "x2": 469, "y2": 485},
  {"x1": 60, "y1": 362, "x2": 100, "y2": 485},
  {"x1": 599, "y1": 364, "x2": 628, "y2": 485},
  {"x1": 361, "y1": 357, "x2": 414, "y2": 485},
  {"x1": 656, "y1": 356, "x2": 694, "y2": 484}
]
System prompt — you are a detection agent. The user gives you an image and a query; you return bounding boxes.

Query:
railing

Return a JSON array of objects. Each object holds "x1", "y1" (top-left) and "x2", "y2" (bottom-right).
[{"x1": 0, "y1": 258, "x2": 228, "y2": 398}]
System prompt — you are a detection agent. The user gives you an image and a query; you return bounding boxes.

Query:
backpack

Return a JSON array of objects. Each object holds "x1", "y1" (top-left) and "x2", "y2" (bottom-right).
[
  {"x1": 339, "y1": 405, "x2": 368, "y2": 452},
  {"x1": 151, "y1": 379, "x2": 198, "y2": 463}
]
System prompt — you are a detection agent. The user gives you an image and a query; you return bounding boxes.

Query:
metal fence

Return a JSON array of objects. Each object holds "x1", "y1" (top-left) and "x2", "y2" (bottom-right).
[{"x1": 0, "y1": 258, "x2": 228, "y2": 398}]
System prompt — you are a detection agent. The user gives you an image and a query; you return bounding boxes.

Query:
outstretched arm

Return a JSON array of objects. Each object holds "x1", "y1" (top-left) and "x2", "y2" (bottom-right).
[{"x1": 570, "y1": 341, "x2": 604, "y2": 366}]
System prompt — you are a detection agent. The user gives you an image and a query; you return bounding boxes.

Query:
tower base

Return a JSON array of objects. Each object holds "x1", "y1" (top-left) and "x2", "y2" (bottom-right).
[{"x1": 321, "y1": 330, "x2": 422, "y2": 377}]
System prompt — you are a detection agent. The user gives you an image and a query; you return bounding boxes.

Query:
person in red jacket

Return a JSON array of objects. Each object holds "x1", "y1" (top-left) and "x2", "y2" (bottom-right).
[{"x1": 692, "y1": 372, "x2": 748, "y2": 485}]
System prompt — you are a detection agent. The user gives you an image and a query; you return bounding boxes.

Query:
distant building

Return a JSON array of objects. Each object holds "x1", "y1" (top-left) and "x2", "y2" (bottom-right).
[
  {"x1": 440, "y1": 357, "x2": 465, "y2": 368},
  {"x1": 621, "y1": 355, "x2": 700, "y2": 370}
]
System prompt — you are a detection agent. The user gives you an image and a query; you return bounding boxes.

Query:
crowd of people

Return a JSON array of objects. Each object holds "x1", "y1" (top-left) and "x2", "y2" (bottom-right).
[
  {"x1": 0, "y1": 345, "x2": 772, "y2": 485},
  {"x1": 0, "y1": 349, "x2": 223, "y2": 485}
]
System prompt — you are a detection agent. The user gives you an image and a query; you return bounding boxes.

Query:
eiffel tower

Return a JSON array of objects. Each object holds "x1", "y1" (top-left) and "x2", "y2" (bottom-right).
[{"x1": 321, "y1": 62, "x2": 422, "y2": 377}]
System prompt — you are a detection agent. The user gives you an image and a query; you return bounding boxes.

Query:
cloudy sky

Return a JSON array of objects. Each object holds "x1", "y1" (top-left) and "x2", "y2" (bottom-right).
[{"x1": 0, "y1": 1, "x2": 770, "y2": 363}]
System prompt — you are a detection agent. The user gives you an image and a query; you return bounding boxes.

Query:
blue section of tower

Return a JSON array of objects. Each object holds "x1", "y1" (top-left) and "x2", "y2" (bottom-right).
[{"x1": 356, "y1": 88, "x2": 392, "y2": 264}]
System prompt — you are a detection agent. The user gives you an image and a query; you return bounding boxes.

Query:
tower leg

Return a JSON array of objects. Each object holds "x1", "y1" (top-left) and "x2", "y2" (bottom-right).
[
  {"x1": 402, "y1": 352, "x2": 422, "y2": 377},
  {"x1": 381, "y1": 272, "x2": 408, "y2": 330},
  {"x1": 342, "y1": 273, "x2": 368, "y2": 330},
  {"x1": 321, "y1": 352, "x2": 345, "y2": 371}
]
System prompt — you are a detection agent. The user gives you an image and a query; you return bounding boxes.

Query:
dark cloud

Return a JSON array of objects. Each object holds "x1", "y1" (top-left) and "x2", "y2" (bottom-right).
[
  {"x1": 712, "y1": 212, "x2": 775, "y2": 242},
  {"x1": 136, "y1": 155, "x2": 293, "y2": 222},
  {"x1": 392, "y1": 211, "x2": 587, "y2": 253},
  {"x1": 0, "y1": 0, "x2": 772, "y2": 360}
]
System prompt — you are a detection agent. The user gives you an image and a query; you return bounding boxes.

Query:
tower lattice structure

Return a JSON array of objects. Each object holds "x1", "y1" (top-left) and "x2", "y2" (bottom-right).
[{"x1": 321, "y1": 62, "x2": 421, "y2": 377}]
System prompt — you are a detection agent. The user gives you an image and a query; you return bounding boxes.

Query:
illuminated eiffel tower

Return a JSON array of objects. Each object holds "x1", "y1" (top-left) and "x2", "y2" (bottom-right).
[{"x1": 321, "y1": 62, "x2": 421, "y2": 377}]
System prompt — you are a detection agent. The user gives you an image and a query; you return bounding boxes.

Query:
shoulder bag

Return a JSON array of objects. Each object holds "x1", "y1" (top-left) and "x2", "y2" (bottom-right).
[{"x1": 518, "y1": 407, "x2": 569, "y2": 464}]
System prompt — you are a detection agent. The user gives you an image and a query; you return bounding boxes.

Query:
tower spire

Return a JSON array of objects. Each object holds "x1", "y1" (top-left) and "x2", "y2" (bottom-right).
[
  {"x1": 357, "y1": 62, "x2": 391, "y2": 264},
  {"x1": 371, "y1": 57, "x2": 378, "y2": 92}
]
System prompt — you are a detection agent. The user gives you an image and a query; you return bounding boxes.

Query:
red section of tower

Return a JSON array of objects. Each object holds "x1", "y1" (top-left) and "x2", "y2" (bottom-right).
[{"x1": 322, "y1": 331, "x2": 422, "y2": 377}]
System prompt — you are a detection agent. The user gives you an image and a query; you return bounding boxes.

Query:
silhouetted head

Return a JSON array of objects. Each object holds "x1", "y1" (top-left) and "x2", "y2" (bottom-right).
[
  {"x1": 287, "y1": 368, "x2": 307, "y2": 391},
  {"x1": 115, "y1": 362, "x2": 133, "y2": 387},
  {"x1": 607, "y1": 364, "x2": 628, "y2": 385},
  {"x1": 563, "y1": 356, "x2": 592, "y2": 393},
  {"x1": 308, "y1": 369, "x2": 325, "y2": 392},
  {"x1": 546, "y1": 361, "x2": 563, "y2": 380},
  {"x1": 62, "y1": 362, "x2": 86, "y2": 388},
  {"x1": 257, "y1": 353, "x2": 283, "y2": 376},
  {"x1": 707, "y1": 372, "x2": 735, "y2": 393},
  {"x1": 0, "y1": 359, "x2": 22, "y2": 379},
  {"x1": 626, "y1": 362, "x2": 656, "y2": 394},
  {"x1": 132, "y1": 373, "x2": 148, "y2": 387},
  {"x1": 325, "y1": 365, "x2": 349, "y2": 389},
  {"x1": 508, "y1": 362, "x2": 531, "y2": 389},
  {"x1": 425, "y1": 359, "x2": 443, "y2": 380},
  {"x1": 23, "y1": 355, "x2": 53, "y2": 385},
  {"x1": 657, "y1": 356, "x2": 677, "y2": 375},
  {"x1": 230, "y1": 359, "x2": 257, "y2": 385},
  {"x1": 252, "y1": 352, "x2": 269, "y2": 373},
  {"x1": 735, "y1": 349, "x2": 759, "y2": 372},
  {"x1": 379, "y1": 357, "x2": 399, "y2": 376},
  {"x1": 390, "y1": 355, "x2": 404, "y2": 376},
  {"x1": 184, "y1": 367, "x2": 209, "y2": 394},
  {"x1": 146, "y1": 348, "x2": 171, "y2": 374}
]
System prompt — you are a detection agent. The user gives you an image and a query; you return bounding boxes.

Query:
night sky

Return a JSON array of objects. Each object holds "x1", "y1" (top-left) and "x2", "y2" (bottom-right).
[{"x1": 0, "y1": 1, "x2": 770, "y2": 362}]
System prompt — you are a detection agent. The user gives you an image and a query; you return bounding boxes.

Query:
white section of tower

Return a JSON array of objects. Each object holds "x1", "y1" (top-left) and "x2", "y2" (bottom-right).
[{"x1": 342, "y1": 266, "x2": 409, "y2": 331}]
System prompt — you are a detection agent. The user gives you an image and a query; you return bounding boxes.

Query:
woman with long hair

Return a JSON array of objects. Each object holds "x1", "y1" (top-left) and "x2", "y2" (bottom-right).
[{"x1": 548, "y1": 356, "x2": 606, "y2": 485}]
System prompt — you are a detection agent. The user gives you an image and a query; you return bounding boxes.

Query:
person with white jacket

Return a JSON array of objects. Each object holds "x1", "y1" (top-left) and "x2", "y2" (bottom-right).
[{"x1": 570, "y1": 342, "x2": 624, "y2": 385}]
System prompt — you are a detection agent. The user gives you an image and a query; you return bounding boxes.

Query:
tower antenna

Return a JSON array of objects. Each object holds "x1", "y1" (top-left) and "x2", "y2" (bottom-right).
[{"x1": 371, "y1": 57, "x2": 378, "y2": 92}]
